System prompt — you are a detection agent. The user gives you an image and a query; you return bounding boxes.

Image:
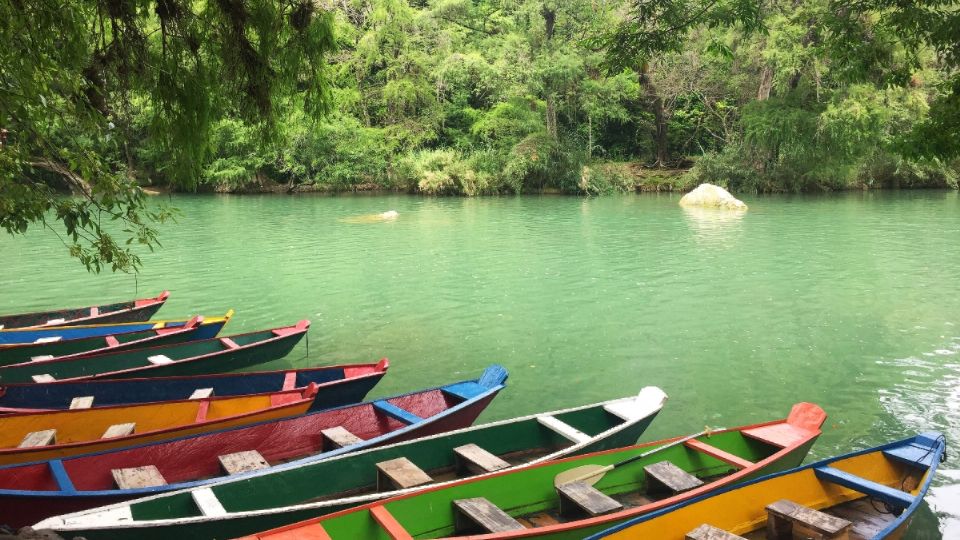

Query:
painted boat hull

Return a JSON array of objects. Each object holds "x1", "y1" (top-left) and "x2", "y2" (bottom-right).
[
  {"x1": 237, "y1": 403, "x2": 827, "y2": 540},
  {"x1": 0, "y1": 292, "x2": 169, "y2": 330},
  {"x1": 0, "y1": 360, "x2": 387, "y2": 411},
  {"x1": 46, "y1": 388, "x2": 667, "y2": 540},
  {"x1": 0, "y1": 313, "x2": 232, "y2": 368},
  {"x1": 0, "y1": 314, "x2": 223, "y2": 346},
  {"x1": 25, "y1": 367, "x2": 510, "y2": 534},
  {"x1": 0, "y1": 321, "x2": 309, "y2": 383},
  {"x1": 588, "y1": 432, "x2": 945, "y2": 540},
  {"x1": 0, "y1": 387, "x2": 321, "y2": 467}
]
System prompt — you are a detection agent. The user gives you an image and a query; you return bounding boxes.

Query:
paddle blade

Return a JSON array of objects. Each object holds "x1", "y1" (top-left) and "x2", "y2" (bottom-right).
[{"x1": 554, "y1": 464, "x2": 609, "y2": 488}]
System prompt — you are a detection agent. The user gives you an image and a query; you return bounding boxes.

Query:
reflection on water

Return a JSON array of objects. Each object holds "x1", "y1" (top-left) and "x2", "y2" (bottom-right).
[
  {"x1": 680, "y1": 206, "x2": 745, "y2": 244},
  {"x1": 927, "y1": 470, "x2": 960, "y2": 539}
]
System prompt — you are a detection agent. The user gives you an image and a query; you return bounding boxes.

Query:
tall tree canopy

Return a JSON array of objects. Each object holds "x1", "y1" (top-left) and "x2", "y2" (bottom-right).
[{"x1": 0, "y1": 0, "x2": 334, "y2": 271}]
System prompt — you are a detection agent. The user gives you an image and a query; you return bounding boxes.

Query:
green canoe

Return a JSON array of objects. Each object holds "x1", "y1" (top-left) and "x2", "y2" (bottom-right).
[
  {"x1": 37, "y1": 387, "x2": 669, "y2": 540},
  {"x1": 0, "y1": 321, "x2": 309, "y2": 383},
  {"x1": 239, "y1": 402, "x2": 826, "y2": 540}
]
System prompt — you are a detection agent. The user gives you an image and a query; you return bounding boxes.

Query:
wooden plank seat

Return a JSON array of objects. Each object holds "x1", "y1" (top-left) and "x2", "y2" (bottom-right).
[
  {"x1": 112, "y1": 465, "x2": 167, "y2": 489},
  {"x1": 30, "y1": 355, "x2": 55, "y2": 362},
  {"x1": 814, "y1": 466, "x2": 914, "y2": 509},
  {"x1": 766, "y1": 499, "x2": 852, "y2": 540},
  {"x1": 453, "y1": 497, "x2": 525, "y2": 534},
  {"x1": 147, "y1": 354, "x2": 174, "y2": 365},
  {"x1": 373, "y1": 400, "x2": 423, "y2": 424},
  {"x1": 19, "y1": 429, "x2": 56, "y2": 448},
  {"x1": 603, "y1": 400, "x2": 647, "y2": 422},
  {"x1": 69, "y1": 396, "x2": 94, "y2": 409},
  {"x1": 192, "y1": 486, "x2": 227, "y2": 517},
  {"x1": 556, "y1": 481, "x2": 623, "y2": 516},
  {"x1": 31, "y1": 374, "x2": 56, "y2": 383},
  {"x1": 686, "y1": 524, "x2": 747, "y2": 540},
  {"x1": 376, "y1": 457, "x2": 433, "y2": 491},
  {"x1": 219, "y1": 450, "x2": 270, "y2": 475},
  {"x1": 321, "y1": 426, "x2": 364, "y2": 449},
  {"x1": 33, "y1": 336, "x2": 61, "y2": 344},
  {"x1": 644, "y1": 460, "x2": 704, "y2": 494},
  {"x1": 454, "y1": 443, "x2": 512, "y2": 475},
  {"x1": 101, "y1": 422, "x2": 136, "y2": 439},
  {"x1": 441, "y1": 382, "x2": 486, "y2": 402},
  {"x1": 46, "y1": 318, "x2": 66, "y2": 325},
  {"x1": 104, "y1": 335, "x2": 120, "y2": 347},
  {"x1": 742, "y1": 424, "x2": 812, "y2": 448},
  {"x1": 537, "y1": 415, "x2": 591, "y2": 444},
  {"x1": 685, "y1": 439, "x2": 753, "y2": 469},
  {"x1": 219, "y1": 337, "x2": 240, "y2": 349},
  {"x1": 190, "y1": 387, "x2": 214, "y2": 399}
]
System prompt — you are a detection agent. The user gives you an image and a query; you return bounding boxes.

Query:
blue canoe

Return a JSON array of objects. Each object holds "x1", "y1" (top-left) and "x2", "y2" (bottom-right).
[
  {"x1": 588, "y1": 432, "x2": 946, "y2": 540},
  {"x1": 0, "y1": 315, "x2": 228, "y2": 345},
  {"x1": 0, "y1": 360, "x2": 389, "y2": 412}
]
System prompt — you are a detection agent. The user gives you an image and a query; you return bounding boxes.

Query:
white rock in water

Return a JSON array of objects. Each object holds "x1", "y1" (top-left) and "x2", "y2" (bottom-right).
[
  {"x1": 679, "y1": 183, "x2": 747, "y2": 210},
  {"x1": 380, "y1": 210, "x2": 399, "y2": 219}
]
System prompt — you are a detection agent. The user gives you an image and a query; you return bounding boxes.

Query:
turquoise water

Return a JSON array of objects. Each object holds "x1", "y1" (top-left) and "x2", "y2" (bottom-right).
[{"x1": 2, "y1": 191, "x2": 959, "y2": 537}]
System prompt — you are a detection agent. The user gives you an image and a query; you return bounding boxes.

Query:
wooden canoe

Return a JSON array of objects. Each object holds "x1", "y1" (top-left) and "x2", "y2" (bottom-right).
[
  {"x1": 17, "y1": 365, "x2": 509, "y2": 531},
  {"x1": 0, "y1": 359, "x2": 388, "y2": 412},
  {"x1": 0, "y1": 291, "x2": 169, "y2": 330},
  {"x1": 0, "y1": 321, "x2": 310, "y2": 383},
  {"x1": 0, "y1": 383, "x2": 323, "y2": 467},
  {"x1": 588, "y1": 432, "x2": 945, "y2": 540},
  {"x1": 33, "y1": 385, "x2": 665, "y2": 539},
  {"x1": 235, "y1": 402, "x2": 827, "y2": 540},
  {"x1": 0, "y1": 311, "x2": 233, "y2": 368},
  {"x1": 0, "y1": 313, "x2": 225, "y2": 346}
]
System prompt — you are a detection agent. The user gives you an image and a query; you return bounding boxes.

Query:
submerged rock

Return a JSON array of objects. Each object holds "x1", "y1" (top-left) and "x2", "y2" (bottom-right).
[{"x1": 679, "y1": 183, "x2": 747, "y2": 210}]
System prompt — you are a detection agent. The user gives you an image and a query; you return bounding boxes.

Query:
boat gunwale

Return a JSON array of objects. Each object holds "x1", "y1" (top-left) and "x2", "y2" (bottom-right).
[{"x1": 0, "y1": 292, "x2": 169, "y2": 330}]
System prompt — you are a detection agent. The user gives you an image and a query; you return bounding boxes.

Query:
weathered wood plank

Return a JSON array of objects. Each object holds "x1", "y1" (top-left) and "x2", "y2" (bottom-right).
[
  {"x1": 189, "y1": 387, "x2": 215, "y2": 399},
  {"x1": 556, "y1": 481, "x2": 623, "y2": 516},
  {"x1": 686, "y1": 524, "x2": 747, "y2": 540},
  {"x1": 19, "y1": 429, "x2": 56, "y2": 448},
  {"x1": 31, "y1": 374, "x2": 56, "y2": 383},
  {"x1": 69, "y1": 396, "x2": 95, "y2": 409},
  {"x1": 454, "y1": 443, "x2": 512, "y2": 475},
  {"x1": 112, "y1": 465, "x2": 167, "y2": 489},
  {"x1": 101, "y1": 422, "x2": 136, "y2": 439},
  {"x1": 147, "y1": 354, "x2": 174, "y2": 365},
  {"x1": 192, "y1": 487, "x2": 227, "y2": 517},
  {"x1": 537, "y1": 415, "x2": 591, "y2": 444},
  {"x1": 218, "y1": 450, "x2": 270, "y2": 475},
  {"x1": 766, "y1": 499, "x2": 852, "y2": 540},
  {"x1": 376, "y1": 457, "x2": 433, "y2": 490},
  {"x1": 321, "y1": 426, "x2": 363, "y2": 449},
  {"x1": 453, "y1": 497, "x2": 525, "y2": 533},
  {"x1": 644, "y1": 460, "x2": 704, "y2": 494}
]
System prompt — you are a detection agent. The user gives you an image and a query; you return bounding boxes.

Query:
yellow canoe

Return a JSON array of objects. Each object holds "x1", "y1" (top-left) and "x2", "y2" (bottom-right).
[
  {"x1": 0, "y1": 384, "x2": 318, "y2": 466},
  {"x1": 591, "y1": 432, "x2": 945, "y2": 540}
]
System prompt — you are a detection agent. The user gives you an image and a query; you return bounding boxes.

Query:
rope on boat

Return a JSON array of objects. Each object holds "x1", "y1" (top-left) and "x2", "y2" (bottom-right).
[{"x1": 871, "y1": 433, "x2": 947, "y2": 516}]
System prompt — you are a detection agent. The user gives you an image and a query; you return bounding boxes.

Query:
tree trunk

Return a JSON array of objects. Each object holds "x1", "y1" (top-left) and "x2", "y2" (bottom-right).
[
  {"x1": 757, "y1": 65, "x2": 773, "y2": 100},
  {"x1": 546, "y1": 95, "x2": 558, "y2": 139},
  {"x1": 587, "y1": 113, "x2": 592, "y2": 159},
  {"x1": 639, "y1": 65, "x2": 668, "y2": 167},
  {"x1": 542, "y1": 6, "x2": 555, "y2": 40}
]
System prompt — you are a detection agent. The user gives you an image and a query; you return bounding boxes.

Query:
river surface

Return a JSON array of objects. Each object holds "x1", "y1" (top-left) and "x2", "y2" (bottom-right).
[{"x1": 2, "y1": 191, "x2": 959, "y2": 537}]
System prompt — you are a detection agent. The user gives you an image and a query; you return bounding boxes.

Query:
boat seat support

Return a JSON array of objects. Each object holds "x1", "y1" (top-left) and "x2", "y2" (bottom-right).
[
  {"x1": 644, "y1": 460, "x2": 704, "y2": 494},
  {"x1": 556, "y1": 481, "x2": 623, "y2": 516},
  {"x1": 19, "y1": 429, "x2": 56, "y2": 448},
  {"x1": 219, "y1": 450, "x2": 270, "y2": 475},
  {"x1": 453, "y1": 497, "x2": 525, "y2": 534},
  {"x1": 69, "y1": 396, "x2": 94, "y2": 409},
  {"x1": 112, "y1": 465, "x2": 167, "y2": 489},
  {"x1": 321, "y1": 426, "x2": 364, "y2": 449},
  {"x1": 101, "y1": 422, "x2": 136, "y2": 439},
  {"x1": 376, "y1": 457, "x2": 433, "y2": 490},
  {"x1": 454, "y1": 444, "x2": 511, "y2": 475}
]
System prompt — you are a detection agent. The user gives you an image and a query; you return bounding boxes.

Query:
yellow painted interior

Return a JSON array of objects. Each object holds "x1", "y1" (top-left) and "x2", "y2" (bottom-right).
[
  {"x1": 604, "y1": 450, "x2": 926, "y2": 539},
  {"x1": 0, "y1": 393, "x2": 310, "y2": 465}
]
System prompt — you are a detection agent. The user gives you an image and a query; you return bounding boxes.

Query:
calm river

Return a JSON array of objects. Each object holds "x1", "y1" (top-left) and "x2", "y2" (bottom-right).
[{"x1": 2, "y1": 191, "x2": 959, "y2": 537}]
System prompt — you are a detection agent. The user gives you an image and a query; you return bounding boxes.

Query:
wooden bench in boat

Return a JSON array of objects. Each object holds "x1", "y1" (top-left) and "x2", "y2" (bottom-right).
[
  {"x1": 321, "y1": 426, "x2": 363, "y2": 449},
  {"x1": 537, "y1": 415, "x2": 591, "y2": 444},
  {"x1": 219, "y1": 450, "x2": 270, "y2": 475},
  {"x1": 104, "y1": 335, "x2": 120, "y2": 347},
  {"x1": 376, "y1": 457, "x2": 433, "y2": 490},
  {"x1": 101, "y1": 422, "x2": 136, "y2": 439},
  {"x1": 556, "y1": 481, "x2": 623, "y2": 516},
  {"x1": 147, "y1": 354, "x2": 174, "y2": 365},
  {"x1": 685, "y1": 439, "x2": 753, "y2": 469},
  {"x1": 33, "y1": 336, "x2": 61, "y2": 344},
  {"x1": 190, "y1": 388, "x2": 214, "y2": 399},
  {"x1": 453, "y1": 497, "x2": 525, "y2": 534},
  {"x1": 192, "y1": 486, "x2": 228, "y2": 517},
  {"x1": 220, "y1": 337, "x2": 240, "y2": 349},
  {"x1": 766, "y1": 499, "x2": 851, "y2": 540},
  {"x1": 112, "y1": 465, "x2": 167, "y2": 489},
  {"x1": 373, "y1": 400, "x2": 423, "y2": 424},
  {"x1": 454, "y1": 444, "x2": 511, "y2": 475},
  {"x1": 69, "y1": 396, "x2": 94, "y2": 409},
  {"x1": 31, "y1": 374, "x2": 56, "y2": 383},
  {"x1": 686, "y1": 524, "x2": 747, "y2": 540},
  {"x1": 30, "y1": 355, "x2": 54, "y2": 362},
  {"x1": 813, "y1": 466, "x2": 915, "y2": 509},
  {"x1": 19, "y1": 429, "x2": 56, "y2": 448},
  {"x1": 644, "y1": 460, "x2": 704, "y2": 494}
]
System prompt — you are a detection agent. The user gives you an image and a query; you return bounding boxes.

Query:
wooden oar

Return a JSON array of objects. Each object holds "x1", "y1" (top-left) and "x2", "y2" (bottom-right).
[{"x1": 553, "y1": 428, "x2": 720, "y2": 487}]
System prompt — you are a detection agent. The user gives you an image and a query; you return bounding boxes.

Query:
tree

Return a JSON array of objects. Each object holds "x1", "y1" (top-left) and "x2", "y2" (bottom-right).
[{"x1": 0, "y1": 0, "x2": 335, "y2": 272}]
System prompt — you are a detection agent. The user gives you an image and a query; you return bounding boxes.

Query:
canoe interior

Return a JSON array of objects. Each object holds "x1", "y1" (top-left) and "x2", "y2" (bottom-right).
[
  {"x1": 0, "y1": 315, "x2": 230, "y2": 368},
  {"x1": 0, "y1": 293, "x2": 166, "y2": 330},
  {"x1": 308, "y1": 426, "x2": 814, "y2": 539},
  {"x1": 0, "y1": 363, "x2": 379, "y2": 410},
  {"x1": 0, "y1": 315, "x2": 207, "y2": 346},
  {"x1": 131, "y1": 396, "x2": 641, "y2": 522},
  {"x1": 595, "y1": 434, "x2": 942, "y2": 540},
  {"x1": 0, "y1": 323, "x2": 305, "y2": 383}
]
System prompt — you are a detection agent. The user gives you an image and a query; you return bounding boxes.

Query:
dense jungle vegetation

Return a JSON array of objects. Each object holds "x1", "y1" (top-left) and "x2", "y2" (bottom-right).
[{"x1": 1, "y1": 0, "x2": 959, "y2": 270}]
